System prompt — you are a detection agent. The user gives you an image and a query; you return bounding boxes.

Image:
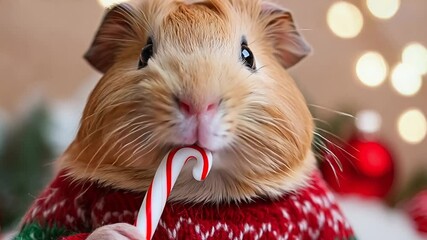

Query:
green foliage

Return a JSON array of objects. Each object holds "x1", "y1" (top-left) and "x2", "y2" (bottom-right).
[
  {"x1": 389, "y1": 169, "x2": 427, "y2": 206},
  {"x1": 14, "y1": 222, "x2": 73, "y2": 240},
  {"x1": 0, "y1": 105, "x2": 54, "y2": 231}
]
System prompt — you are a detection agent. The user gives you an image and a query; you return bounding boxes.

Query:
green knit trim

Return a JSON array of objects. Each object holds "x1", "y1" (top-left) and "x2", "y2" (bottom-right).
[
  {"x1": 14, "y1": 222, "x2": 74, "y2": 240},
  {"x1": 335, "y1": 236, "x2": 357, "y2": 240}
]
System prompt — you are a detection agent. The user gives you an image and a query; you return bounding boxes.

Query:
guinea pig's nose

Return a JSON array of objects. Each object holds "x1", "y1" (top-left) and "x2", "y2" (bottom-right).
[
  {"x1": 178, "y1": 100, "x2": 218, "y2": 116},
  {"x1": 179, "y1": 101, "x2": 192, "y2": 115}
]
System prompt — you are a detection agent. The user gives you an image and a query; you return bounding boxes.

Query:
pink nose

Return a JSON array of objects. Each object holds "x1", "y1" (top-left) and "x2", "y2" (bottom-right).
[{"x1": 179, "y1": 101, "x2": 218, "y2": 115}]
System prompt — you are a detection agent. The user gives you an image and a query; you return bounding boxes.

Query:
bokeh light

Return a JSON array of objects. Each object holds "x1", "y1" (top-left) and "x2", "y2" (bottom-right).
[
  {"x1": 391, "y1": 63, "x2": 422, "y2": 96},
  {"x1": 402, "y1": 42, "x2": 427, "y2": 75},
  {"x1": 366, "y1": 0, "x2": 400, "y2": 19},
  {"x1": 398, "y1": 109, "x2": 427, "y2": 144},
  {"x1": 327, "y1": 2, "x2": 364, "y2": 39},
  {"x1": 97, "y1": 0, "x2": 129, "y2": 8},
  {"x1": 356, "y1": 110, "x2": 382, "y2": 134},
  {"x1": 356, "y1": 52, "x2": 388, "y2": 87}
]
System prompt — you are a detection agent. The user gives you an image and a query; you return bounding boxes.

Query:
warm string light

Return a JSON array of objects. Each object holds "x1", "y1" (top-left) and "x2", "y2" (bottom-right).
[
  {"x1": 325, "y1": 1, "x2": 426, "y2": 146},
  {"x1": 398, "y1": 109, "x2": 427, "y2": 144},
  {"x1": 327, "y1": 2, "x2": 364, "y2": 39},
  {"x1": 97, "y1": 0, "x2": 129, "y2": 8},
  {"x1": 390, "y1": 43, "x2": 426, "y2": 97},
  {"x1": 366, "y1": 0, "x2": 400, "y2": 20},
  {"x1": 356, "y1": 52, "x2": 388, "y2": 87},
  {"x1": 402, "y1": 42, "x2": 427, "y2": 76},
  {"x1": 356, "y1": 110, "x2": 382, "y2": 134},
  {"x1": 391, "y1": 63, "x2": 423, "y2": 96}
]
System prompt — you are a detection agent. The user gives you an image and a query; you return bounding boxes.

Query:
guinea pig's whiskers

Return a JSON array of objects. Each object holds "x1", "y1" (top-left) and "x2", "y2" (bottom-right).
[
  {"x1": 82, "y1": 100, "x2": 141, "y2": 122},
  {"x1": 82, "y1": 115, "x2": 146, "y2": 176},
  {"x1": 237, "y1": 129, "x2": 294, "y2": 172},
  {"x1": 313, "y1": 131, "x2": 344, "y2": 155},
  {"x1": 73, "y1": 115, "x2": 131, "y2": 165},
  {"x1": 238, "y1": 128, "x2": 265, "y2": 147},
  {"x1": 313, "y1": 117, "x2": 331, "y2": 126},
  {"x1": 313, "y1": 122, "x2": 360, "y2": 164},
  {"x1": 243, "y1": 115, "x2": 299, "y2": 142},
  {"x1": 239, "y1": 111, "x2": 304, "y2": 164},
  {"x1": 74, "y1": 181, "x2": 96, "y2": 203},
  {"x1": 122, "y1": 136, "x2": 157, "y2": 167},
  {"x1": 82, "y1": 114, "x2": 134, "y2": 142},
  {"x1": 315, "y1": 143, "x2": 340, "y2": 185},
  {"x1": 103, "y1": 116, "x2": 152, "y2": 153},
  {"x1": 237, "y1": 136, "x2": 292, "y2": 176},
  {"x1": 313, "y1": 133, "x2": 344, "y2": 171},
  {"x1": 102, "y1": 115, "x2": 145, "y2": 137},
  {"x1": 73, "y1": 143, "x2": 92, "y2": 164},
  {"x1": 316, "y1": 127, "x2": 360, "y2": 157},
  {"x1": 123, "y1": 135, "x2": 159, "y2": 168},
  {"x1": 124, "y1": 158, "x2": 139, "y2": 168},
  {"x1": 120, "y1": 127, "x2": 160, "y2": 165},
  {"x1": 101, "y1": 124, "x2": 149, "y2": 167},
  {"x1": 313, "y1": 150, "x2": 340, "y2": 185},
  {"x1": 313, "y1": 141, "x2": 345, "y2": 187},
  {"x1": 130, "y1": 132, "x2": 159, "y2": 156},
  {"x1": 308, "y1": 104, "x2": 355, "y2": 119},
  {"x1": 236, "y1": 138, "x2": 292, "y2": 174},
  {"x1": 230, "y1": 144, "x2": 255, "y2": 167},
  {"x1": 114, "y1": 127, "x2": 154, "y2": 164},
  {"x1": 229, "y1": 143, "x2": 256, "y2": 167},
  {"x1": 90, "y1": 126, "x2": 151, "y2": 179},
  {"x1": 309, "y1": 103, "x2": 362, "y2": 176},
  {"x1": 255, "y1": 116, "x2": 295, "y2": 134},
  {"x1": 315, "y1": 128, "x2": 346, "y2": 148}
]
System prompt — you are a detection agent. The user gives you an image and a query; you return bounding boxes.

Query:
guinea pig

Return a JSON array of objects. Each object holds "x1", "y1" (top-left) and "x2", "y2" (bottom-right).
[
  {"x1": 63, "y1": 0, "x2": 315, "y2": 204},
  {"x1": 16, "y1": 0, "x2": 354, "y2": 239}
]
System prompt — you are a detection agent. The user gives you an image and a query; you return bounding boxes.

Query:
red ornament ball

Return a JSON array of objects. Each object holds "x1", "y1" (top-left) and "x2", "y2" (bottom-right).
[
  {"x1": 320, "y1": 134, "x2": 395, "y2": 198},
  {"x1": 405, "y1": 190, "x2": 427, "y2": 234}
]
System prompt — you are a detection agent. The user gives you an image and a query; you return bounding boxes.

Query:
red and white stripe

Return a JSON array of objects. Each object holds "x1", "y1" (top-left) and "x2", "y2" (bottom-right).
[{"x1": 136, "y1": 146, "x2": 213, "y2": 240}]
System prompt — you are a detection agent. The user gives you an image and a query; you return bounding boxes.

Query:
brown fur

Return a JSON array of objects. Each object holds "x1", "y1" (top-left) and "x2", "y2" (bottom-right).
[{"x1": 60, "y1": 0, "x2": 315, "y2": 203}]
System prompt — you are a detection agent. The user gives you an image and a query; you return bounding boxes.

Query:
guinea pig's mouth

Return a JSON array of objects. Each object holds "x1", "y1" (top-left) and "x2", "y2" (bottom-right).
[
  {"x1": 194, "y1": 142, "x2": 214, "y2": 152},
  {"x1": 167, "y1": 108, "x2": 232, "y2": 153},
  {"x1": 173, "y1": 143, "x2": 215, "y2": 153},
  {"x1": 171, "y1": 132, "x2": 224, "y2": 153}
]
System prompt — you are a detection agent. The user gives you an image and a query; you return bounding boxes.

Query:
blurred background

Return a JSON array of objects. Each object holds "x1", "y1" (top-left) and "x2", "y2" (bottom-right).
[{"x1": 0, "y1": 0, "x2": 426, "y2": 239}]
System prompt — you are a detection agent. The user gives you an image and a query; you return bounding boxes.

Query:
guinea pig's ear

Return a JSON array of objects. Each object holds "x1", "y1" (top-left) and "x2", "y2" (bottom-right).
[
  {"x1": 84, "y1": 3, "x2": 136, "y2": 73},
  {"x1": 261, "y1": 2, "x2": 311, "y2": 69}
]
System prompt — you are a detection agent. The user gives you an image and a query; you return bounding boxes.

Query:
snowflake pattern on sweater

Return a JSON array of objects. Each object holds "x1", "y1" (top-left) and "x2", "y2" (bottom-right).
[{"x1": 16, "y1": 171, "x2": 355, "y2": 239}]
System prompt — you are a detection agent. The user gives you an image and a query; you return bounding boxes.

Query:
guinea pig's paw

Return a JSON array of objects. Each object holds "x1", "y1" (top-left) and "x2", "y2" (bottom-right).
[{"x1": 87, "y1": 223, "x2": 145, "y2": 240}]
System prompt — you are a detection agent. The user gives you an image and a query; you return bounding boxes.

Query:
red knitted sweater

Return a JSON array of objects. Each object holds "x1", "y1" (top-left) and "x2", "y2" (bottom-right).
[{"x1": 17, "y1": 171, "x2": 355, "y2": 239}]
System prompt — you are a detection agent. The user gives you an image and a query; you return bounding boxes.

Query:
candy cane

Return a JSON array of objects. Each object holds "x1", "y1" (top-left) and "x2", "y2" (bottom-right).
[{"x1": 136, "y1": 145, "x2": 213, "y2": 239}]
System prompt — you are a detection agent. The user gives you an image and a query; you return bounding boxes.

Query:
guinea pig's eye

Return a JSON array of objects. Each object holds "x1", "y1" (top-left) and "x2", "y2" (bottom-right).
[
  {"x1": 138, "y1": 37, "x2": 153, "y2": 69},
  {"x1": 241, "y1": 42, "x2": 256, "y2": 70}
]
